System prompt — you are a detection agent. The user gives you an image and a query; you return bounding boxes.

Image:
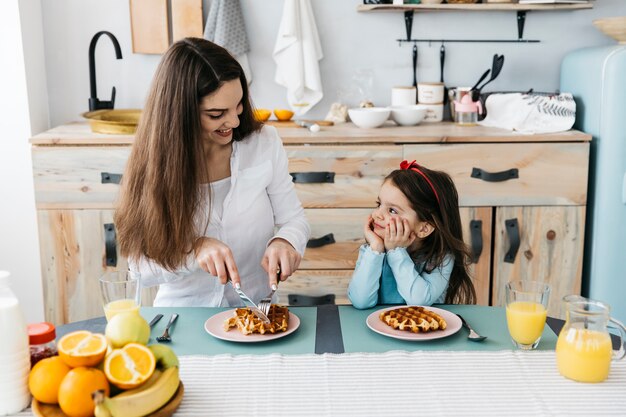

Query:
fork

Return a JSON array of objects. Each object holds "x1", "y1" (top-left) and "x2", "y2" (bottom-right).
[
  {"x1": 156, "y1": 313, "x2": 179, "y2": 343},
  {"x1": 258, "y1": 284, "x2": 278, "y2": 318},
  {"x1": 258, "y1": 267, "x2": 281, "y2": 318}
]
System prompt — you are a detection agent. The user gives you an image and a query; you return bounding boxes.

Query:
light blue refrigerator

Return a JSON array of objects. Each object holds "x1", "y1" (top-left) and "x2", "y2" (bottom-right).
[{"x1": 561, "y1": 45, "x2": 626, "y2": 324}]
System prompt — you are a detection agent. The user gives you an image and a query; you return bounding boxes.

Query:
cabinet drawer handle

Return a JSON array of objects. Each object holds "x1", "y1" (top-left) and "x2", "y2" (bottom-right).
[
  {"x1": 104, "y1": 223, "x2": 117, "y2": 267},
  {"x1": 101, "y1": 172, "x2": 122, "y2": 184},
  {"x1": 307, "y1": 233, "x2": 335, "y2": 248},
  {"x1": 291, "y1": 172, "x2": 335, "y2": 183},
  {"x1": 471, "y1": 167, "x2": 518, "y2": 182},
  {"x1": 504, "y1": 218, "x2": 520, "y2": 264},
  {"x1": 469, "y1": 220, "x2": 483, "y2": 264}
]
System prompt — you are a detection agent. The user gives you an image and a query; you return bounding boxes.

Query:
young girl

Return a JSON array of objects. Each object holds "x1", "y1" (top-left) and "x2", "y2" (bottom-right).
[{"x1": 348, "y1": 160, "x2": 476, "y2": 309}]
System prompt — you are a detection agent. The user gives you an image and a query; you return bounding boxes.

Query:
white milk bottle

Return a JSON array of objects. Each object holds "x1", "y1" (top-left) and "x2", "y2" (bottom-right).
[{"x1": 0, "y1": 271, "x2": 31, "y2": 415}]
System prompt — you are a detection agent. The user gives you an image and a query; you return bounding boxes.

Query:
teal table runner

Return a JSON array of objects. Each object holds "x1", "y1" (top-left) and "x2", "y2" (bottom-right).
[
  {"x1": 140, "y1": 307, "x2": 317, "y2": 356},
  {"x1": 339, "y1": 305, "x2": 558, "y2": 353}
]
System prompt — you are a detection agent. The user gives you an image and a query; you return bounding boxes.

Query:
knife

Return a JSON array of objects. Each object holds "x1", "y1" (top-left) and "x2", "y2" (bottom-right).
[{"x1": 228, "y1": 279, "x2": 271, "y2": 324}]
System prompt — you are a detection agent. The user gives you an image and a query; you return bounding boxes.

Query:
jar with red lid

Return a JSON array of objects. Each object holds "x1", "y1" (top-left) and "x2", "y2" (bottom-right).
[{"x1": 28, "y1": 322, "x2": 57, "y2": 368}]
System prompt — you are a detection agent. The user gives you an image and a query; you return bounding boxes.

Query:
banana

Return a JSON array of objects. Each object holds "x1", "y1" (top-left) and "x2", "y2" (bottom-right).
[{"x1": 94, "y1": 367, "x2": 180, "y2": 417}]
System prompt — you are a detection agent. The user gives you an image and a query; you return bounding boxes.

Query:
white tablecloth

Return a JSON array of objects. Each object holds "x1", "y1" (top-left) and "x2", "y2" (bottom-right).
[
  {"x1": 176, "y1": 351, "x2": 626, "y2": 417},
  {"x1": 12, "y1": 350, "x2": 626, "y2": 416}
]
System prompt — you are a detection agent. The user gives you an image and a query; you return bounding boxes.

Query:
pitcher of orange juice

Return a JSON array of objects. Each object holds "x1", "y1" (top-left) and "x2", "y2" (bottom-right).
[{"x1": 556, "y1": 296, "x2": 626, "y2": 383}]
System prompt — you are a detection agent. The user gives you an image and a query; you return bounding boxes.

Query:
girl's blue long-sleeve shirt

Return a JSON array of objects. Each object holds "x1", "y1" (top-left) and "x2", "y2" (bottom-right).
[{"x1": 348, "y1": 244, "x2": 454, "y2": 309}]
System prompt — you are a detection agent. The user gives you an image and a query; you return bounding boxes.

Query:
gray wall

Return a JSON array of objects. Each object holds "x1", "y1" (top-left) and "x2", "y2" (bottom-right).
[{"x1": 42, "y1": 0, "x2": 626, "y2": 126}]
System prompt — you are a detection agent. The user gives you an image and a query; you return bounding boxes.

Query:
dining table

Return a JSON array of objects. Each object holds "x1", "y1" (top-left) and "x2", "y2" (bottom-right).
[{"x1": 13, "y1": 304, "x2": 626, "y2": 416}]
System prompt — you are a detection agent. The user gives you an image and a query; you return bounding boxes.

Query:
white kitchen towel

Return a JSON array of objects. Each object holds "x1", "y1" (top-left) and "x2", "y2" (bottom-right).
[
  {"x1": 204, "y1": 0, "x2": 252, "y2": 84},
  {"x1": 479, "y1": 92, "x2": 576, "y2": 134},
  {"x1": 273, "y1": 0, "x2": 324, "y2": 116}
]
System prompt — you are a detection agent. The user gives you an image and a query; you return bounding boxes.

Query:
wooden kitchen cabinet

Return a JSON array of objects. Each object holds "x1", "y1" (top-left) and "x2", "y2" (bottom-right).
[{"x1": 31, "y1": 123, "x2": 590, "y2": 324}]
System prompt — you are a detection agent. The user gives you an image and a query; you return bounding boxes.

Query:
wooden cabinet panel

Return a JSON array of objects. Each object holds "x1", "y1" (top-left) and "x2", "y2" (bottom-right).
[
  {"x1": 32, "y1": 147, "x2": 129, "y2": 209},
  {"x1": 286, "y1": 145, "x2": 401, "y2": 208},
  {"x1": 460, "y1": 207, "x2": 492, "y2": 306},
  {"x1": 404, "y1": 143, "x2": 589, "y2": 206},
  {"x1": 277, "y1": 270, "x2": 352, "y2": 306},
  {"x1": 491, "y1": 206, "x2": 585, "y2": 319},
  {"x1": 302, "y1": 208, "x2": 368, "y2": 269},
  {"x1": 37, "y1": 209, "x2": 156, "y2": 325}
]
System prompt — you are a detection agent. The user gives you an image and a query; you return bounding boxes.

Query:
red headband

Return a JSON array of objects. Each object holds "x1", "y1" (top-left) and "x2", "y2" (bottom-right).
[{"x1": 399, "y1": 160, "x2": 440, "y2": 204}]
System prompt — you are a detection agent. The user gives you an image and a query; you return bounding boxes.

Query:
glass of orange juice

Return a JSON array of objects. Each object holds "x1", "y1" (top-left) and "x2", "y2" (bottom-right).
[
  {"x1": 99, "y1": 271, "x2": 141, "y2": 321},
  {"x1": 505, "y1": 280, "x2": 550, "y2": 350}
]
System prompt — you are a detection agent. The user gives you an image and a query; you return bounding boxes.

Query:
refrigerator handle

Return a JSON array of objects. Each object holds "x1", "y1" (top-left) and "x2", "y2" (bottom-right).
[{"x1": 623, "y1": 172, "x2": 626, "y2": 205}]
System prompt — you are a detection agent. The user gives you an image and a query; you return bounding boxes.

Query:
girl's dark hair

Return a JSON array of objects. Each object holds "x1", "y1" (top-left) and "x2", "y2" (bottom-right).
[
  {"x1": 115, "y1": 37, "x2": 262, "y2": 270},
  {"x1": 385, "y1": 167, "x2": 477, "y2": 305}
]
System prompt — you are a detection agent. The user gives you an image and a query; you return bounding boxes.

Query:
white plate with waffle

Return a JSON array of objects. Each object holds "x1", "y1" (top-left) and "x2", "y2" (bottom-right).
[
  {"x1": 204, "y1": 307, "x2": 300, "y2": 343},
  {"x1": 366, "y1": 306, "x2": 462, "y2": 341}
]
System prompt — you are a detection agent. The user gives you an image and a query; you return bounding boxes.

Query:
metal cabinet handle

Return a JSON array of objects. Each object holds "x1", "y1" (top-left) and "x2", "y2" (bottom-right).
[
  {"x1": 290, "y1": 172, "x2": 335, "y2": 183},
  {"x1": 469, "y1": 220, "x2": 483, "y2": 264},
  {"x1": 101, "y1": 172, "x2": 122, "y2": 184},
  {"x1": 504, "y1": 218, "x2": 520, "y2": 264},
  {"x1": 104, "y1": 223, "x2": 117, "y2": 267},
  {"x1": 307, "y1": 233, "x2": 335, "y2": 248},
  {"x1": 471, "y1": 167, "x2": 518, "y2": 182}
]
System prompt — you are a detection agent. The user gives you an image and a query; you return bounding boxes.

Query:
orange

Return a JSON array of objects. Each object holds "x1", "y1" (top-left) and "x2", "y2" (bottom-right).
[
  {"x1": 28, "y1": 356, "x2": 71, "y2": 404},
  {"x1": 58, "y1": 330, "x2": 108, "y2": 368},
  {"x1": 104, "y1": 342, "x2": 156, "y2": 389},
  {"x1": 253, "y1": 108, "x2": 271, "y2": 121},
  {"x1": 274, "y1": 109, "x2": 294, "y2": 121},
  {"x1": 58, "y1": 367, "x2": 110, "y2": 417}
]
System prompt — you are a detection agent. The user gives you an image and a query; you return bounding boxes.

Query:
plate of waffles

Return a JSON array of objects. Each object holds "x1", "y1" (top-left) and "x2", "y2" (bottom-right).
[
  {"x1": 204, "y1": 305, "x2": 300, "y2": 343},
  {"x1": 366, "y1": 305, "x2": 462, "y2": 341}
]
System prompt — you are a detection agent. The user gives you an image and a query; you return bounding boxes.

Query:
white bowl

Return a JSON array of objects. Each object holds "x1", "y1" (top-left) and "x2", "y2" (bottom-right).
[
  {"x1": 389, "y1": 105, "x2": 427, "y2": 126},
  {"x1": 348, "y1": 107, "x2": 390, "y2": 129}
]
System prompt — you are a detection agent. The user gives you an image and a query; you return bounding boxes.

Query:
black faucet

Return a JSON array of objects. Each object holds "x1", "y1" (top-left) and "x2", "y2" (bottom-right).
[{"x1": 88, "y1": 31, "x2": 122, "y2": 111}]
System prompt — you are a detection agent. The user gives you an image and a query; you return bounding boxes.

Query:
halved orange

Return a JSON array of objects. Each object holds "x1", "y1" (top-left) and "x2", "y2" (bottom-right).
[
  {"x1": 58, "y1": 330, "x2": 108, "y2": 368},
  {"x1": 274, "y1": 109, "x2": 294, "y2": 121},
  {"x1": 253, "y1": 108, "x2": 271, "y2": 121},
  {"x1": 104, "y1": 342, "x2": 156, "y2": 389}
]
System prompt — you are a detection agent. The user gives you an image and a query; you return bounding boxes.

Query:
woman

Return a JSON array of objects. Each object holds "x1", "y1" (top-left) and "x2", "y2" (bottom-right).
[{"x1": 115, "y1": 38, "x2": 310, "y2": 307}]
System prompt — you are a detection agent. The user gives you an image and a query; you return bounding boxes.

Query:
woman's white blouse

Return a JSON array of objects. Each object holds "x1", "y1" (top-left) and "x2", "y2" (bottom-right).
[{"x1": 129, "y1": 125, "x2": 310, "y2": 307}]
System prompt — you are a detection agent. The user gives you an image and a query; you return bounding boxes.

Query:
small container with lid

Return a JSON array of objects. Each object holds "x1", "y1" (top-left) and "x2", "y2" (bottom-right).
[
  {"x1": 28, "y1": 322, "x2": 57, "y2": 368},
  {"x1": 454, "y1": 94, "x2": 483, "y2": 126}
]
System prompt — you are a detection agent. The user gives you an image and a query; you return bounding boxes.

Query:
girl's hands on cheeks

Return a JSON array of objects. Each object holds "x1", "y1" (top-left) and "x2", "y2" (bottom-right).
[
  {"x1": 194, "y1": 237, "x2": 240, "y2": 285},
  {"x1": 262, "y1": 238, "x2": 301, "y2": 288},
  {"x1": 364, "y1": 215, "x2": 385, "y2": 253},
  {"x1": 384, "y1": 217, "x2": 416, "y2": 252}
]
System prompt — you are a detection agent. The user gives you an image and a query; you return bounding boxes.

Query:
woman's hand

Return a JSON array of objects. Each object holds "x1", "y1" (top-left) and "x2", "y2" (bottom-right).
[
  {"x1": 262, "y1": 238, "x2": 301, "y2": 287},
  {"x1": 384, "y1": 217, "x2": 416, "y2": 252},
  {"x1": 364, "y1": 215, "x2": 385, "y2": 253},
  {"x1": 194, "y1": 237, "x2": 240, "y2": 285}
]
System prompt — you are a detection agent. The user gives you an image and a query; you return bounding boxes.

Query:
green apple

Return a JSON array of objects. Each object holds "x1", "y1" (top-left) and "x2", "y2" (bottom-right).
[
  {"x1": 148, "y1": 344, "x2": 179, "y2": 369},
  {"x1": 105, "y1": 312, "x2": 150, "y2": 348}
]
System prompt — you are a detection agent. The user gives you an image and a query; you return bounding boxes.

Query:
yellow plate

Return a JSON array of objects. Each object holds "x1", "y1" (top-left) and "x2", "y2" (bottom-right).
[{"x1": 82, "y1": 109, "x2": 142, "y2": 134}]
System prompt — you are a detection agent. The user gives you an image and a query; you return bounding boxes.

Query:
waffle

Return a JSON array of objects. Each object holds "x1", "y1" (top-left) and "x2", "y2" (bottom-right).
[
  {"x1": 379, "y1": 306, "x2": 447, "y2": 333},
  {"x1": 224, "y1": 304, "x2": 290, "y2": 335}
]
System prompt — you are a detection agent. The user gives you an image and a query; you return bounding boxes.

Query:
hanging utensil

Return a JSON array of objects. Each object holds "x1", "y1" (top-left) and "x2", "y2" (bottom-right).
[
  {"x1": 440, "y1": 44, "x2": 448, "y2": 105},
  {"x1": 412, "y1": 44, "x2": 418, "y2": 88}
]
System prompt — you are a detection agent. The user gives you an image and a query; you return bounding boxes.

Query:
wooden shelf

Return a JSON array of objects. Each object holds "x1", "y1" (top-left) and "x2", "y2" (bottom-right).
[{"x1": 357, "y1": 3, "x2": 593, "y2": 12}]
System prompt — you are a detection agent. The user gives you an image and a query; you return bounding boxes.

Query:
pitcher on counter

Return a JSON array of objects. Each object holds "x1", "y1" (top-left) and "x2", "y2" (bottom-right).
[
  {"x1": 348, "y1": 161, "x2": 476, "y2": 308},
  {"x1": 115, "y1": 38, "x2": 310, "y2": 307}
]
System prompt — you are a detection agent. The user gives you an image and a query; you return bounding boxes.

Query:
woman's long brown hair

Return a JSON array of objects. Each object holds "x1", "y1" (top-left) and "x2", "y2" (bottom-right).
[
  {"x1": 115, "y1": 38, "x2": 261, "y2": 270},
  {"x1": 386, "y1": 168, "x2": 477, "y2": 305}
]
